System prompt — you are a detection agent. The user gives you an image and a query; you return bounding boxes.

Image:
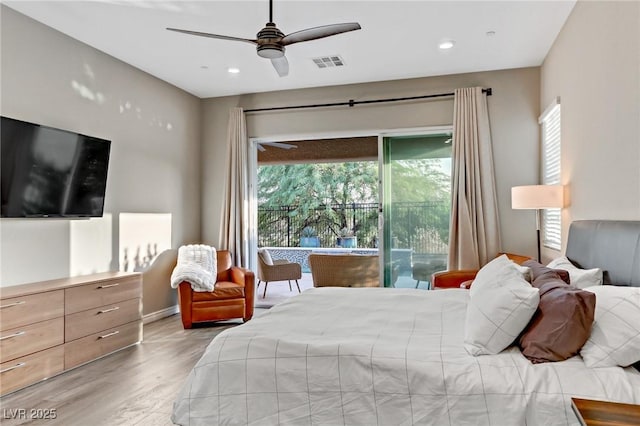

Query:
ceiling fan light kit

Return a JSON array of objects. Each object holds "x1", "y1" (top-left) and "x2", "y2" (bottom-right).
[
  {"x1": 167, "y1": 0, "x2": 360, "y2": 77},
  {"x1": 256, "y1": 23, "x2": 285, "y2": 58}
]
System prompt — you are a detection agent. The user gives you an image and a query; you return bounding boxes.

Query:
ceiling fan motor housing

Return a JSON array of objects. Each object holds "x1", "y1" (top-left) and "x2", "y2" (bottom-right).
[{"x1": 256, "y1": 23, "x2": 285, "y2": 58}]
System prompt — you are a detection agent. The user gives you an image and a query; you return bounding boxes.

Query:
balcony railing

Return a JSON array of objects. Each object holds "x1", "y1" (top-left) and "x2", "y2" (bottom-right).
[{"x1": 258, "y1": 201, "x2": 449, "y2": 254}]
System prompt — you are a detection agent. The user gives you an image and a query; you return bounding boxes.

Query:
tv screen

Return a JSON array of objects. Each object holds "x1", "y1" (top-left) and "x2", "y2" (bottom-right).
[{"x1": 1, "y1": 116, "x2": 111, "y2": 218}]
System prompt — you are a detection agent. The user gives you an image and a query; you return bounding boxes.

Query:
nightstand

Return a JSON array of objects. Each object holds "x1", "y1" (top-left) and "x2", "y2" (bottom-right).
[{"x1": 571, "y1": 398, "x2": 640, "y2": 426}]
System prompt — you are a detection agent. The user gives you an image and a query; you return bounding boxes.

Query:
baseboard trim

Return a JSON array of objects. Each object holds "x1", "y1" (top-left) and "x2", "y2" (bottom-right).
[{"x1": 143, "y1": 305, "x2": 179, "y2": 324}]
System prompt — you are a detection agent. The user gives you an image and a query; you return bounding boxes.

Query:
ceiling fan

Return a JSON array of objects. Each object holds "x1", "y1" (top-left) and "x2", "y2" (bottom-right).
[{"x1": 167, "y1": 0, "x2": 361, "y2": 77}]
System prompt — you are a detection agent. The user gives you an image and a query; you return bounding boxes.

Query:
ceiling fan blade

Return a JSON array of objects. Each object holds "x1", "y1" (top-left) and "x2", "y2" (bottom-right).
[
  {"x1": 260, "y1": 142, "x2": 298, "y2": 150},
  {"x1": 166, "y1": 28, "x2": 257, "y2": 45},
  {"x1": 271, "y1": 56, "x2": 289, "y2": 77},
  {"x1": 281, "y1": 22, "x2": 361, "y2": 46}
]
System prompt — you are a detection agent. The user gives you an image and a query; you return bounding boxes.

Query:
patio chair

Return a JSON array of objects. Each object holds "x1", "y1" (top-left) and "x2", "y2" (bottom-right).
[
  {"x1": 257, "y1": 249, "x2": 302, "y2": 298},
  {"x1": 412, "y1": 257, "x2": 448, "y2": 289},
  {"x1": 308, "y1": 253, "x2": 380, "y2": 287}
]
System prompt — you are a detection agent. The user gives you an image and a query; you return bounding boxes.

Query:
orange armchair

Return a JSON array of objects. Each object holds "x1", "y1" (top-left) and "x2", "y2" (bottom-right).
[
  {"x1": 431, "y1": 253, "x2": 532, "y2": 290},
  {"x1": 177, "y1": 250, "x2": 255, "y2": 328}
]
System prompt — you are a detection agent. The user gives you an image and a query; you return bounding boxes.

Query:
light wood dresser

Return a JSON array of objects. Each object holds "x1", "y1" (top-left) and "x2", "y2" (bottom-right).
[{"x1": 0, "y1": 272, "x2": 142, "y2": 396}]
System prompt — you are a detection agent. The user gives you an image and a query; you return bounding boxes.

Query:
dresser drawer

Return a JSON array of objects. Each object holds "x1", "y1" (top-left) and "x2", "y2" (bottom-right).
[
  {"x1": 65, "y1": 276, "x2": 141, "y2": 314},
  {"x1": 64, "y1": 320, "x2": 142, "y2": 369},
  {"x1": 65, "y1": 298, "x2": 142, "y2": 342},
  {"x1": 0, "y1": 290, "x2": 64, "y2": 332},
  {"x1": 0, "y1": 317, "x2": 64, "y2": 363},
  {"x1": 0, "y1": 345, "x2": 64, "y2": 396}
]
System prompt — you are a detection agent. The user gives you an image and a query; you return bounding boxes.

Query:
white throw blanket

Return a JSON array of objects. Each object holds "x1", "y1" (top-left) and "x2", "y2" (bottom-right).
[{"x1": 170, "y1": 244, "x2": 217, "y2": 292}]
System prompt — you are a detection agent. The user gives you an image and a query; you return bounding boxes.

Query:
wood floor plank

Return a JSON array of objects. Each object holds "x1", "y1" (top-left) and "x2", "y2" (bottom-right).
[{"x1": 0, "y1": 311, "x2": 265, "y2": 425}]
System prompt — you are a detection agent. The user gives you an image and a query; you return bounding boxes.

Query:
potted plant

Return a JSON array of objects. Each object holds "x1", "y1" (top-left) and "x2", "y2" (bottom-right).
[
  {"x1": 337, "y1": 227, "x2": 357, "y2": 248},
  {"x1": 300, "y1": 226, "x2": 321, "y2": 248}
]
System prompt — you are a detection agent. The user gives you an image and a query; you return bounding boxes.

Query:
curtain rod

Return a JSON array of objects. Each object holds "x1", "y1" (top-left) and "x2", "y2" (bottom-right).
[{"x1": 244, "y1": 88, "x2": 492, "y2": 113}]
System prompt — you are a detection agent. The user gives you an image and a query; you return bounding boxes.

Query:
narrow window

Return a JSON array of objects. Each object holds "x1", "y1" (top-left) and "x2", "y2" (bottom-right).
[{"x1": 539, "y1": 98, "x2": 561, "y2": 250}]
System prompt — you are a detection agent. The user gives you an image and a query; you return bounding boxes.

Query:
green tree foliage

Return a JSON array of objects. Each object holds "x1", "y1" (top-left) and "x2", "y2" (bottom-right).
[
  {"x1": 390, "y1": 159, "x2": 450, "y2": 203},
  {"x1": 258, "y1": 159, "x2": 451, "y2": 251},
  {"x1": 258, "y1": 162, "x2": 378, "y2": 245},
  {"x1": 258, "y1": 162, "x2": 378, "y2": 207},
  {"x1": 389, "y1": 159, "x2": 451, "y2": 250}
]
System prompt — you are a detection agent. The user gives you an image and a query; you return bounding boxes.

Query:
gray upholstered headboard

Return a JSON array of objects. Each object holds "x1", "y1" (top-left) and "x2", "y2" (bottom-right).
[{"x1": 565, "y1": 220, "x2": 640, "y2": 287}]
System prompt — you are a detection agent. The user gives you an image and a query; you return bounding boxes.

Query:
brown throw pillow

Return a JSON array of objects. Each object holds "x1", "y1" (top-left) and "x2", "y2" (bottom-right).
[
  {"x1": 518, "y1": 260, "x2": 595, "y2": 363},
  {"x1": 524, "y1": 259, "x2": 571, "y2": 285},
  {"x1": 551, "y1": 268, "x2": 570, "y2": 285}
]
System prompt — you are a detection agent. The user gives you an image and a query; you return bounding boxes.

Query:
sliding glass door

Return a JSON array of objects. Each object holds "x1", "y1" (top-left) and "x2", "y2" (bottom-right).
[{"x1": 380, "y1": 134, "x2": 452, "y2": 288}]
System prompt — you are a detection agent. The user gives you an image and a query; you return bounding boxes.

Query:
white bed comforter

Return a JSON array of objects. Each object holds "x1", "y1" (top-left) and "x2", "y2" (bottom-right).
[{"x1": 172, "y1": 288, "x2": 640, "y2": 426}]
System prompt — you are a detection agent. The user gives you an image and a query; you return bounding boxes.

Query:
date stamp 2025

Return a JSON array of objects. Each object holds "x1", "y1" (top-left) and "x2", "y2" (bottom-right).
[{"x1": 2, "y1": 408, "x2": 57, "y2": 420}]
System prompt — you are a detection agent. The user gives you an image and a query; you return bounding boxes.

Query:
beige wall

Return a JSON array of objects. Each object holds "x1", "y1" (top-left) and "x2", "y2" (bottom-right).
[
  {"x1": 540, "y1": 0, "x2": 640, "y2": 260},
  {"x1": 8, "y1": 0, "x2": 612, "y2": 306},
  {"x1": 0, "y1": 7, "x2": 201, "y2": 315},
  {"x1": 202, "y1": 67, "x2": 541, "y2": 258}
]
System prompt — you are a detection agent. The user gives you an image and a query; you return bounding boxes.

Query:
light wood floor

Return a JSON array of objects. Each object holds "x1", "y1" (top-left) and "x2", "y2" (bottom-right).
[{"x1": 0, "y1": 312, "x2": 265, "y2": 426}]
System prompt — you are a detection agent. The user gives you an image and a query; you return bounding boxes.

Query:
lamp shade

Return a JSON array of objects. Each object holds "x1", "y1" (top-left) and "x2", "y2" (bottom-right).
[{"x1": 511, "y1": 185, "x2": 564, "y2": 209}]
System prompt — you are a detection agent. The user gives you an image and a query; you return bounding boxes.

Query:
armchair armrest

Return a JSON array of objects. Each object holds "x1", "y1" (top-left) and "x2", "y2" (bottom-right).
[
  {"x1": 230, "y1": 266, "x2": 255, "y2": 321},
  {"x1": 229, "y1": 266, "x2": 254, "y2": 287},
  {"x1": 177, "y1": 282, "x2": 194, "y2": 328},
  {"x1": 230, "y1": 266, "x2": 255, "y2": 289},
  {"x1": 500, "y1": 252, "x2": 532, "y2": 265},
  {"x1": 262, "y1": 263, "x2": 302, "y2": 281},
  {"x1": 429, "y1": 253, "x2": 531, "y2": 290},
  {"x1": 431, "y1": 270, "x2": 478, "y2": 289}
]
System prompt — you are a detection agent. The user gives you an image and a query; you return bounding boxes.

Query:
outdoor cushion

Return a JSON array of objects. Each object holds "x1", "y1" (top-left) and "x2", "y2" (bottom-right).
[{"x1": 258, "y1": 248, "x2": 274, "y2": 265}]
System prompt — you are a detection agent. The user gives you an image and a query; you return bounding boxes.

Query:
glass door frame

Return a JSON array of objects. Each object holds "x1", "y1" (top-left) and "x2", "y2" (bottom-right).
[
  {"x1": 247, "y1": 129, "x2": 378, "y2": 274},
  {"x1": 377, "y1": 126, "x2": 453, "y2": 287},
  {"x1": 246, "y1": 125, "x2": 451, "y2": 282}
]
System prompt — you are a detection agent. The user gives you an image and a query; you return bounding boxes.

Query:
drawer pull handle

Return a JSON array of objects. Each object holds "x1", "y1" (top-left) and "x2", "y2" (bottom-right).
[
  {"x1": 97, "y1": 283, "x2": 119, "y2": 289},
  {"x1": 0, "y1": 301, "x2": 26, "y2": 309},
  {"x1": 0, "y1": 362, "x2": 26, "y2": 374},
  {"x1": 0, "y1": 331, "x2": 26, "y2": 341},
  {"x1": 98, "y1": 306, "x2": 120, "y2": 314},
  {"x1": 98, "y1": 331, "x2": 120, "y2": 339}
]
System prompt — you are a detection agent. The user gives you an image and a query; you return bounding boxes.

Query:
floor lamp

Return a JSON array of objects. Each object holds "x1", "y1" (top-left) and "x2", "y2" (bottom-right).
[{"x1": 511, "y1": 185, "x2": 564, "y2": 262}]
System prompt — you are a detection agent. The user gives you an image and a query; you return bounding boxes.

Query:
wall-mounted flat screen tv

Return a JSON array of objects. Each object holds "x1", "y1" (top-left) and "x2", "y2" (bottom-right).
[{"x1": 1, "y1": 116, "x2": 111, "y2": 218}]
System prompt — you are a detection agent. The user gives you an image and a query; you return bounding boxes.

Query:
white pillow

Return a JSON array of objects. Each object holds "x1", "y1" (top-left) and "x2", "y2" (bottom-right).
[
  {"x1": 547, "y1": 256, "x2": 603, "y2": 289},
  {"x1": 465, "y1": 256, "x2": 540, "y2": 355},
  {"x1": 580, "y1": 285, "x2": 640, "y2": 368},
  {"x1": 470, "y1": 254, "x2": 532, "y2": 297}
]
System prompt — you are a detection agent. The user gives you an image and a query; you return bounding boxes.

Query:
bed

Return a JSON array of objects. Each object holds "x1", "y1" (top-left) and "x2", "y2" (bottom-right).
[{"x1": 172, "y1": 221, "x2": 640, "y2": 425}]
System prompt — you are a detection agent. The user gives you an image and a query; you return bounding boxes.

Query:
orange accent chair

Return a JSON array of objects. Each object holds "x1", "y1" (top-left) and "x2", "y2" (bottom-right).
[
  {"x1": 177, "y1": 250, "x2": 255, "y2": 329},
  {"x1": 431, "y1": 252, "x2": 532, "y2": 290}
]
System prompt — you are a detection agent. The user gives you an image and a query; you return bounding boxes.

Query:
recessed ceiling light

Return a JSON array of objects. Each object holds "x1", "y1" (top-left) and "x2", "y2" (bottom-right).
[
  {"x1": 486, "y1": 31, "x2": 496, "y2": 37},
  {"x1": 438, "y1": 40, "x2": 455, "y2": 50},
  {"x1": 200, "y1": 65, "x2": 209, "y2": 69},
  {"x1": 227, "y1": 67, "x2": 240, "y2": 74}
]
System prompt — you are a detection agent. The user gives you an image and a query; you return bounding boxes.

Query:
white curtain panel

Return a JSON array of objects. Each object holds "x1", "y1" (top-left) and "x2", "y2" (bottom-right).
[
  {"x1": 448, "y1": 87, "x2": 501, "y2": 270},
  {"x1": 222, "y1": 107, "x2": 249, "y2": 267}
]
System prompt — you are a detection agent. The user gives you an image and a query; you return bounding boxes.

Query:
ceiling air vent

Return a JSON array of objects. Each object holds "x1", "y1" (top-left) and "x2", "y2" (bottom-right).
[{"x1": 312, "y1": 55, "x2": 345, "y2": 69}]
